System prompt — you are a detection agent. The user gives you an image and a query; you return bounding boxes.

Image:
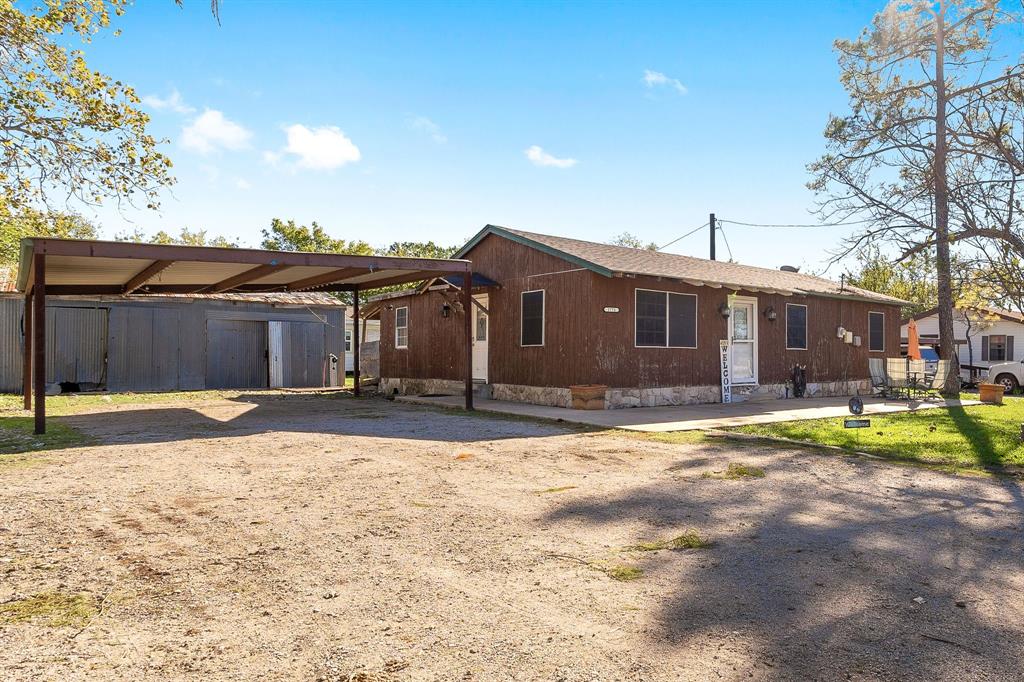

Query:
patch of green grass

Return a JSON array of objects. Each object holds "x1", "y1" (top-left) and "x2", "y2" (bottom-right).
[
  {"x1": 701, "y1": 462, "x2": 766, "y2": 479},
  {"x1": 0, "y1": 390, "x2": 259, "y2": 416},
  {"x1": 0, "y1": 417, "x2": 94, "y2": 456},
  {"x1": 536, "y1": 485, "x2": 578, "y2": 494},
  {"x1": 730, "y1": 397, "x2": 1024, "y2": 472},
  {"x1": 637, "y1": 430, "x2": 709, "y2": 446},
  {"x1": 628, "y1": 530, "x2": 711, "y2": 552},
  {"x1": 0, "y1": 591, "x2": 97, "y2": 628},
  {"x1": 603, "y1": 564, "x2": 644, "y2": 581}
]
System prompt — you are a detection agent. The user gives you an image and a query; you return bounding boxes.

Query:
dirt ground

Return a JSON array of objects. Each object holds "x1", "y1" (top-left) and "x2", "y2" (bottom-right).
[{"x1": 1, "y1": 393, "x2": 1023, "y2": 681}]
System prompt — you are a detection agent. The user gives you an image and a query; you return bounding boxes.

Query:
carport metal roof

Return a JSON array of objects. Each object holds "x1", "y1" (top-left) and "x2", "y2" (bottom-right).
[
  {"x1": 16, "y1": 237, "x2": 476, "y2": 433},
  {"x1": 15, "y1": 238, "x2": 471, "y2": 295}
]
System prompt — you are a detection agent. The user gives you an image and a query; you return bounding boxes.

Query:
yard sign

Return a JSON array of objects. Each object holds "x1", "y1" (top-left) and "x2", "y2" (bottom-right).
[{"x1": 720, "y1": 340, "x2": 732, "y2": 403}]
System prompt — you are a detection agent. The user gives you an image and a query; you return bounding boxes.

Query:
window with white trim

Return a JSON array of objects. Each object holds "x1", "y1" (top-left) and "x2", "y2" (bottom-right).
[
  {"x1": 635, "y1": 289, "x2": 697, "y2": 348},
  {"x1": 345, "y1": 330, "x2": 352, "y2": 352},
  {"x1": 521, "y1": 290, "x2": 545, "y2": 346},
  {"x1": 395, "y1": 307, "x2": 409, "y2": 349},
  {"x1": 868, "y1": 311, "x2": 885, "y2": 352},
  {"x1": 786, "y1": 304, "x2": 807, "y2": 350}
]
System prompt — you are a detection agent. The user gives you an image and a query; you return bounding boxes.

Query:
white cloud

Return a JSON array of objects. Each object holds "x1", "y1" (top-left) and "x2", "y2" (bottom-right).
[
  {"x1": 524, "y1": 145, "x2": 577, "y2": 169},
  {"x1": 142, "y1": 88, "x2": 195, "y2": 114},
  {"x1": 181, "y1": 109, "x2": 252, "y2": 154},
  {"x1": 234, "y1": 178, "x2": 251, "y2": 190},
  {"x1": 407, "y1": 115, "x2": 447, "y2": 143},
  {"x1": 642, "y1": 69, "x2": 688, "y2": 95},
  {"x1": 279, "y1": 124, "x2": 361, "y2": 170}
]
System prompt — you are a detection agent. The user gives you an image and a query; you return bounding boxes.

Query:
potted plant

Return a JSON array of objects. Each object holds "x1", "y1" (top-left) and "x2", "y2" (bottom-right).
[{"x1": 978, "y1": 382, "x2": 1005, "y2": 405}]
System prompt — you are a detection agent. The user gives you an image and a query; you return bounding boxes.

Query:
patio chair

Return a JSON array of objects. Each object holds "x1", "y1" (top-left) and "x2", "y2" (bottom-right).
[
  {"x1": 886, "y1": 358, "x2": 909, "y2": 399},
  {"x1": 923, "y1": 360, "x2": 958, "y2": 398},
  {"x1": 907, "y1": 359, "x2": 928, "y2": 398},
  {"x1": 868, "y1": 358, "x2": 888, "y2": 397}
]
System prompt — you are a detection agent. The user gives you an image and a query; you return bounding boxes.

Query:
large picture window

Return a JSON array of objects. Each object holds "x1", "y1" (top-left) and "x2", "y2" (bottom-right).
[
  {"x1": 786, "y1": 304, "x2": 807, "y2": 350},
  {"x1": 635, "y1": 289, "x2": 697, "y2": 348},
  {"x1": 521, "y1": 290, "x2": 545, "y2": 346},
  {"x1": 868, "y1": 311, "x2": 885, "y2": 352},
  {"x1": 395, "y1": 307, "x2": 409, "y2": 349},
  {"x1": 983, "y1": 334, "x2": 1013, "y2": 362}
]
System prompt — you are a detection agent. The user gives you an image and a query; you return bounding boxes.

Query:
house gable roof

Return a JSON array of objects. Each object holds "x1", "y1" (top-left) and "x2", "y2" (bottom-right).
[
  {"x1": 905, "y1": 305, "x2": 1024, "y2": 326},
  {"x1": 457, "y1": 225, "x2": 906, "y2": 305}
]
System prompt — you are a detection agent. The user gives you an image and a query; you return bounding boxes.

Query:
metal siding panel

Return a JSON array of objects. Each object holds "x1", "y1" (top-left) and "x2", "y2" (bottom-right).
[
  {"x1": 0, "y1": 299, "x2": 24, "y2": 392},
  {"x1": 206, "y1": 319, "x2": 268, "y2": 389},
  {"x1": 151, "y1": 309, "x2": 181, "y2": 391},
  {"x1": 178, "y1": 305, "x2": 206, "y2": 390},
  {"x1": 45, "y1": 307, "x2": 108, "y2": 386}
]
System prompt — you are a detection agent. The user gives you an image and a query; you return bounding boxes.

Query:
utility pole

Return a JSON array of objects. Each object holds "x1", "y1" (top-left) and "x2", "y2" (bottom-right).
[{"x1": 709, "y1": 213, "x2": 716, "y2": 261}]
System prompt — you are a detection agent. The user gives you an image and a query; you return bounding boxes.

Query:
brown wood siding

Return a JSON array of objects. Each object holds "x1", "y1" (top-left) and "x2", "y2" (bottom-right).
[{"x1": 378, "y1": 233, "x2": 903, "y2": 389}]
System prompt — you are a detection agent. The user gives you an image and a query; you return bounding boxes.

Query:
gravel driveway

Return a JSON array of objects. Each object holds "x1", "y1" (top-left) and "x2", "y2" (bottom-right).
[{"x1": 1, "y1": 393, "x2": 1022, "y2": 681}]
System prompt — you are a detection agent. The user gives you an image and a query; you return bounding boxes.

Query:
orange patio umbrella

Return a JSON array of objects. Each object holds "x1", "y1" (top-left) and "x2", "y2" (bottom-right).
[{"x1": 906, "y1": 318, "x2": 922, "y2": 360}]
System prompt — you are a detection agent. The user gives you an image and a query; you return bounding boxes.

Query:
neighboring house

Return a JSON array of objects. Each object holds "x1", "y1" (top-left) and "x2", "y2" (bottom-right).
[
  {"x1": 901, "y1": 306, "x2": 1024, "y2": 383},
  {"x1": 366, "y1": 225, "x2": 905, "y2": 409},
  {"x1": 0, "y1": 291, "x2": 346, "y2": 393},
  {"x1": 344, "y1": 313, "x2": 380, "y2": 373}
]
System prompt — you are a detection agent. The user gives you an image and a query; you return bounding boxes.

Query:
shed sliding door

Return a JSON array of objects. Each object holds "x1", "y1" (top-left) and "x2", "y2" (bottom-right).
[{"x1": 206, "y1": 319, "x2": 269, "y2": 389}]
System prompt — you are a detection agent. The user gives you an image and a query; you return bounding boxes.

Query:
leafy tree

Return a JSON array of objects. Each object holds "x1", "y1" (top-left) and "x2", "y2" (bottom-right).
[
  {"x1": 0, "y1": 205, "x2": 97, "y2": 269},
  {"x1": 0, "y1": 1, "x2": 175, "y2": 212},
  {"x1": 260, "y1": 218, "x2": 374, "y2": 255},
  {"x1": 114, "y1": 226, "x2": 238, "y2": 247},
  {"x1": 382, "y1": 241, "x2": 458, "y2": 259},
  {"x1": 844, "y1": 247, "x2": 938, "y2": 318},
  {"x1": 809, "y1": 0, "x2": 1022, "y2": 393},
  {"x1": 609, "y1": 232, "x2": 658, "y2": 251}
]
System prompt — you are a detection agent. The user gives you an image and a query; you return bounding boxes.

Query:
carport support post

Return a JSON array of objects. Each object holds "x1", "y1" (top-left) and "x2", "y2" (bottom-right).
[
  {"x1": 352, "y1": 288, "x2": 360, "y2": 396},
  {"x1": 33, "y1": 254, "x2": 46, "y2": 434},
  {"x1": 23, "y1": 288, "x2": 32, "y2": 410},
  {"x1": 463, "y1": 272, "x2": 473, "y2": 410}
]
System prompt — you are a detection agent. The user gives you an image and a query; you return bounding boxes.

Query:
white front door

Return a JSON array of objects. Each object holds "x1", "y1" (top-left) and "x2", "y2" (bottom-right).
[
  {"x1": 730, "y1": 298, "x2": 757, "y2": 384},
  {"x1": 472, "y1": 294, "x2": 489, "y2": 382}
]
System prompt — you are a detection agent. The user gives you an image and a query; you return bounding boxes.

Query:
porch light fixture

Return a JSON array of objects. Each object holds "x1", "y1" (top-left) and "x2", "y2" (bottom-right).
[
  {"x1": 718, "y1": 302, "x2": 731, "y2": 318},
  {"x1": 441, "y1": 302, "x2": 451, "y2": 318},
  {"x1": 764, "y1": 306, "x2": 777, "y2": 321}
]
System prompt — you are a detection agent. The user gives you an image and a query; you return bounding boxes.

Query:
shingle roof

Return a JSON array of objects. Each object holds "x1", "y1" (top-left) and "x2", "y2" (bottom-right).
[
  {"x1": 458, "y1": 225, "x2": 906, "y2": 305},
  {"x1": 908, "y1": 305, "x2": 1024, "y2": 325}
]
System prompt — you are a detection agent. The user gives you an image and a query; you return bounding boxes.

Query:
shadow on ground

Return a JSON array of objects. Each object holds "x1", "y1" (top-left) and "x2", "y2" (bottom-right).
[
  {"x1": 544, "y1": 457, "x2": 1024, "y2": 679},
  {"x1": 53, "y1": 392, "x2": 574, "y2": 447}
]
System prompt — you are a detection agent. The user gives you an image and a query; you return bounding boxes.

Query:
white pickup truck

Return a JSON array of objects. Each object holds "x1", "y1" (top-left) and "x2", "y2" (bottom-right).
[{"x1": 986, "y1": 361, "x2": 1024, "y2": 392}]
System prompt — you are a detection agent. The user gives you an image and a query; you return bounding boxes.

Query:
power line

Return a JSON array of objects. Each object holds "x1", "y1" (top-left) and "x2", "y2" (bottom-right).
[
  {"x1": 718, "y1": 222, "x2": 734, "y2": 261},
  {"x1": 718, "y1": 218, "x2": 873, "y2": 228},
  {"x1": 658, "y1": 222, "x2": 710, "y2": 251}
]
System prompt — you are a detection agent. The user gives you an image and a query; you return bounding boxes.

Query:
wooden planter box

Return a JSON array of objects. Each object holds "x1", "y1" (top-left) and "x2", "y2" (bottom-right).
[
  {"x1": 979, "y1": 382, "x2": 1005, "y2": 405},
  {"x1": 570, "y1": 384, "x2": 607, "y2": 410}
]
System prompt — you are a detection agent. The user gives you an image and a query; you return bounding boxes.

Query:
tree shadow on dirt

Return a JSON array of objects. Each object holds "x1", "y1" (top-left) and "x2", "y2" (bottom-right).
[
  {"x1": 53, "y1": 392, "x2": 574, "y2": 446},
  {"x1": 543, "y1": 456, "x2": 1024, "y2": 679}
]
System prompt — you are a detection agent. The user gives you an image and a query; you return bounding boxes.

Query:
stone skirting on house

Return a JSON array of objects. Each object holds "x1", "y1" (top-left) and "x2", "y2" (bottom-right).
[
  {"x1": 379, "y1": 377, "x2": 465, "y2": 397},
  {"x1": 380, "y1": 377, "x2": 872, "y2": 410},
  {"x1": 490, "y1": 383, "x2": 572, "y2": 408}
]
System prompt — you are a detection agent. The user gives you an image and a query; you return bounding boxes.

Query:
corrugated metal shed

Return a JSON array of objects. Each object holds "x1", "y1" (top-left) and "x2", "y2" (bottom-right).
[
  {"x1": 0, "y1": 298, "x2": 23, "y2": 392},
  {"x1": 0, "y1": 293, "x2": 346, "y2": 393}
]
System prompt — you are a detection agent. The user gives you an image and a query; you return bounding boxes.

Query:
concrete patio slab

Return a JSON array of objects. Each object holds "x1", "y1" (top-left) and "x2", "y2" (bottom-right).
[{"x1": 395, "y1": 394, "x2": 981, "y2": 432}]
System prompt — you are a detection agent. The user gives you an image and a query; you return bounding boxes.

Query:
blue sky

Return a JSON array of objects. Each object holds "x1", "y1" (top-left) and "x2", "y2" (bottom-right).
[{"x1": 84, "y1": 0, "x2": 895, "y2": 272}]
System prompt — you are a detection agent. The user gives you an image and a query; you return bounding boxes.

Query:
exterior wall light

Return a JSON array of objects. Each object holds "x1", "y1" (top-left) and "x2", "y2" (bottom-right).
[
  {"x1": 441, "y1": 303, "x2": 451, "y2": 318},
  {"x1": 764, "y1": 306, "x2": 777, "y2": 321},
  {"x1": 719, "y1": 302, "x2": 732, "y2": 318}
]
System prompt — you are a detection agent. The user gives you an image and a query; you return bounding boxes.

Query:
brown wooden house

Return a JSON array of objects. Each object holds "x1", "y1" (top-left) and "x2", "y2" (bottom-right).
[{"x1": 367, "y1": 225, "x2": 904, "y2": 409}]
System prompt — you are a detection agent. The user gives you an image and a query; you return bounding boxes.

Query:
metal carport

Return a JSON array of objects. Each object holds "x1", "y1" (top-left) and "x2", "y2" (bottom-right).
[{"x1": 14, "y1": 238, "x2": 475, "y2": 433}]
